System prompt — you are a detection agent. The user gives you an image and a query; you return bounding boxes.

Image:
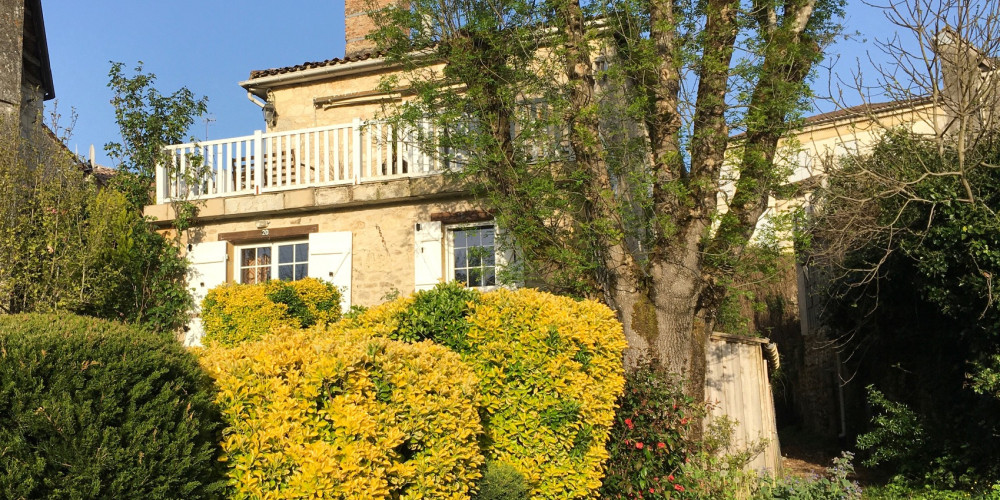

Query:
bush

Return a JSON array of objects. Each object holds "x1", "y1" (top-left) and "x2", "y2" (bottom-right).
[
  {"x1": 475, "y1": 461, "x2": 531, "y2": 500},
  {"x1": 600, "y1": 356, "x2": 704, "y2": 498},
  {"x1": 200, "y1": 325, "x2": 484, "y2": 499},
  {"x1": 393, "y1": 281, "x2": 480, "y2": 352},
  {"x1": 350, "y1": 286, "x2": 628, "y2": 499},
  {"x1": 0, "y1": 313, "x2": 225, "y2": 498},
  {"x1": 201, "y1": 278, "x2": 342, "y2": 346},
  {"x1": 755, "y1": 452, "x2": 861, "y2": 500}
]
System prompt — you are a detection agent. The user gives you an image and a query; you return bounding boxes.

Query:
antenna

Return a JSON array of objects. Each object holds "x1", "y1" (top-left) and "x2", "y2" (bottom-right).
[{"x1": 204, "y1": 115, "x2": 216, "y2": 140}]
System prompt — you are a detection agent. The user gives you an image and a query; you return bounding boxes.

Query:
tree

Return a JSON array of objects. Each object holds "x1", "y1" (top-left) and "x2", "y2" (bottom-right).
[
  {"x1": 0, "y1": 63, "x2": 207, "y2": 333},
  {"x1": 366, "y1": 0, "x2": 844, "y2": 401},
  {"x1": 812, "y1": 132, "x2": 1000, "y2": 485},
  {"x1": 801, "y1": 0, "x2": 1000, "y2": 484}
]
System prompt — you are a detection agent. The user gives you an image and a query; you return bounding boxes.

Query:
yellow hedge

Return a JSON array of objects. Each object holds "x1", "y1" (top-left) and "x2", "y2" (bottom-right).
[
  {"x1": 200, "y1": 326, "x2": 484, "y2": 499},
  {"x1": 201, "y1": 278, "x2": 342, "y2": 347},
  {"x1": 465, "y1": 289, "x2": 626, "y2": 499},
  {"x1": 344, "y1": 287, "x2": 627, "y2": 499}
]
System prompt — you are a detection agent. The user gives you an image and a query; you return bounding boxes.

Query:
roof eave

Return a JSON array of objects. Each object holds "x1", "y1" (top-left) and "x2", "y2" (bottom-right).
[
  {"x1": 240, "y1": 56, "x2": 392, "y2": 98},
  {"x1": 29, "y1": 0, "x2": 54, "y2": 100}
]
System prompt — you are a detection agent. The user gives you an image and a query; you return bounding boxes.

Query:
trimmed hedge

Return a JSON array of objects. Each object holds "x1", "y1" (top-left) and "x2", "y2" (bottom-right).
[
  {"x1": 348, "y1": 284, "x2": 628, "y2": 499},
  {"x1": 200, "y1": 326, "x2": 484, "y2": 499},
  {"x1": 0, "y1": 313, "x2": 225, "y2": 499},
  {"x1": 201, "y1": 277, "x2": 342, "y2": 346}
]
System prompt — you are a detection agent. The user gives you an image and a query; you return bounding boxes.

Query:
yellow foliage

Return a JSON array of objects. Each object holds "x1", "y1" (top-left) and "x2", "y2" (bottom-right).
[
  {"x1": 342, "y1": 287, "x2": 627, "y2": 499},
  {"x1": 463, "y1": 289, "x2": 627, "y2": 499},
  {"x1": 201, "y1": 282, "x2": 294, "y2": 347},
  {"x1": 201, "y1": 278, "x2": 342, "y2": 347},
  {"x1": 200, "y1": 325, "x2": 484, "y2": 499}
]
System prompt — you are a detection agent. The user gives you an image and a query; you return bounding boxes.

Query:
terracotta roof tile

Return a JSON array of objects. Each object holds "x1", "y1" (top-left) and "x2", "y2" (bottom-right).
[
  {"x1": 248, "y1": 51, "x2": 381, "y2": 79},
  {"x1": 798, "y1": 96, "x2": 933, "y2": 127}
]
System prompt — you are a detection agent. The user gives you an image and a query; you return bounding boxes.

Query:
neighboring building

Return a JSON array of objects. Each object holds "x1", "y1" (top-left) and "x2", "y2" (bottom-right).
[
  {"x1": 0, "y1": 0, "x2": 54, "y2": 137},
  {"x1": 145, "y1": 0, "x2": 508, "y2": 345},
  {"x1": 717, "y1": 28, "x2": 999, "y2": 437}
]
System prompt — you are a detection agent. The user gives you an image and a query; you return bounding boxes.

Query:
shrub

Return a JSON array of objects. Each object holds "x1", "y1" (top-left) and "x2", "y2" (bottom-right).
[
  {"x1": 350, "y1": 287, "x2": 628, "y2": 499},
  {"x1": 392, "y1": 281, "x2": 480, "y2": 352},
  {"x1": 475, "y1": 461, "x2": 531, "y2": 500},
  {"x1": 200, "y1": 325, "x2": 484, "y2": 499},
  {"x1": 201, "y1": 277, "x2": 342, "y2": 346},
  {"x1": 0, "y1": 313, "x2": 225, "y2": 498},
  {"x1": 755, "y1": 452, "x2": 861, "y2": 500},
  {"x1": 600, "y1": 356, "x2": 704, "y2": 498}
]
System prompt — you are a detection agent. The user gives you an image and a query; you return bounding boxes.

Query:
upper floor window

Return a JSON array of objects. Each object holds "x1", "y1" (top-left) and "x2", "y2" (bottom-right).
[{"x1": 238, "y1": 240, "x2": 309, "y2": 284}]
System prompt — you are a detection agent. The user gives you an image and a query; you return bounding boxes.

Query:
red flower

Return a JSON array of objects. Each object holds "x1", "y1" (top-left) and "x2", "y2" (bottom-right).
[
  {"x1": 625, "y1": 418, "x2": 634, "y2": 430},
  {"x1": 679, "y1": 418, "x2": 689, "y2": 425},
  {"x1": 667, "y1": 474, "x2": 675, "y2": 482},
  {"x1": 674, "y1": 484, "x2": 685, "y2": 492},
  {"x1": 649, "y1": 488, "x2": 655, "y2": 493},
  {"x1": 635, "y1": 442, "x2": 644, "y2": 449},
  {"x1": 657, "y1": 442, "x2": 666, "y2": 449}
]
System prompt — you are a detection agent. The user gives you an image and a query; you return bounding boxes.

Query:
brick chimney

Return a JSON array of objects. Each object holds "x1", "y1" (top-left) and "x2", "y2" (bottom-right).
[{"x1": 344, "y1": 0, "x2": 407, "y2": 58}]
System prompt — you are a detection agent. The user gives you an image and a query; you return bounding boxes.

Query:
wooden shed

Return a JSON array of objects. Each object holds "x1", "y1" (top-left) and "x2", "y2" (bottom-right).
[{"x1": 705, "y1": 332, "x2": 782, "y2": 476}]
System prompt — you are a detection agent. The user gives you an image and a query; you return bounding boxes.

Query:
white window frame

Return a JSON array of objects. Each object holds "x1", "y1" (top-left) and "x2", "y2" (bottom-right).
[
  {"x1": 445, "y1": 222, "x2": 500, "y2": 291},
  {"x1": 235, "y1": 239, "x2": 310, "y2": 284}
]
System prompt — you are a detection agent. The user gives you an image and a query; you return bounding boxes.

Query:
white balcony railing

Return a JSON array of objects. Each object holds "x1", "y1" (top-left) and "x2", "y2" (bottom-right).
[{"x1": 154, "y1": 119, "x2": 447, "y2": 204}]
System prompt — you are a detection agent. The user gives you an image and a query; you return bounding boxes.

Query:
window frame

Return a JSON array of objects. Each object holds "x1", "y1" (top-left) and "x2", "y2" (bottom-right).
[
  {"x1": 235, "y1": 239, "x2": 310, "y2": 284},
  {"x1": 445, "y1": 222, "x2": 500, "y2": 291}
]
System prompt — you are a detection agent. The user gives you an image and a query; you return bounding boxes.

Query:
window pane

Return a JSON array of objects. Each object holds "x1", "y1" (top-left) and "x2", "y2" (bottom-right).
[
  {"x1": 241, "y1": 268, "x2": 255, "y2": 284},
  {"x1": 295, "y1": 264, "x2": 308, "y2": 280},
  {"x1": 258, "y1": 247, "x2": 272, "y2": 265},
  {"x1": 469, "y1": 248, "x2": 481, "y2": 266},
  {"x1": 257, "y1": 267, "x2": 271, "y2": 283},
  {"x1": 485, "y1": 251, "x2": 495, "y2": 266},
  {"x1": 295, "y1": 243, "x2": 309, "y2": 262},
  {"x1": 454, "y1": 248, "x2": 467, "y2": 268},
  {"x1": 453, "y1": 230, "x2": 466, "y2": 247},
  {"x1": 241, "y1": 248, "x2": 256, "y2": 265},
  {"x1": 455, "y1": 269, "x2": 468, "y2": 285},
  {"x1": 465, "y1": 230, "x2": 480, "y2": 246},
  {"x1": 278, "y1": 264, "x2": 294, "y2": 281},
  {"x1": 485, "y1": 268, "x2": 496, "y2": 286},
  {"x1": 469, "y1": 268, "x2": 482, "y2": 287},
  {"x1": 481, "y1": 228, "x2": 495, "y2": 246},
  {"x1": 278, "y1": 244, "x2": 294, "y2": 263}
]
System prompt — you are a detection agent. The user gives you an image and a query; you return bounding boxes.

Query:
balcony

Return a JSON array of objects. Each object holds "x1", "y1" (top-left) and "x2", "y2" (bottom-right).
[{"x1": 154, "y1": 120, "x2": 450, "y2": 205}]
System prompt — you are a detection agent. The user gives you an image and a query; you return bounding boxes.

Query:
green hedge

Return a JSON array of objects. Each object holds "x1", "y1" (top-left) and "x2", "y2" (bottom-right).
[{"x1": 0, "y1": 313, "x2": 225, "y2": 498}]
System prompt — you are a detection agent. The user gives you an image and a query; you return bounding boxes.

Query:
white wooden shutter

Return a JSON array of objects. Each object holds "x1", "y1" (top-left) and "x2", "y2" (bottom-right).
[
  {"x1": 186, "y1": 241, "x2": 229, "y2": 347},
  {"x1": 414, "y1": 221, "x2": 444, "y2": 291},
  {"x1": 308, "y1": 231, "x2": 353, "y2": 312}
]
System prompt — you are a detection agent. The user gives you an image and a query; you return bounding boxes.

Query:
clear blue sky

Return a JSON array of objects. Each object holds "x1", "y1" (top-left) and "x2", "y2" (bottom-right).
[
  {"x1": 42, "y1": 0, "x2": 891, "y2": 167},
  {"x1": 43, "y1": 0, "x2": 346, "y2": 165}
]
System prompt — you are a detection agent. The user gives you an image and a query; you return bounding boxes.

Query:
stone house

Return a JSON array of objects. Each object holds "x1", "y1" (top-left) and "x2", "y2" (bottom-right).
[
  {"x1": 0, "y1": 0, "x2": 54, "y2": 138},
  {"x1": 144, "y1": 0, "x2": 511, "y2": 345},
  {"x1": 716, "y1": 29, "x2": 999, "y2": 437}
]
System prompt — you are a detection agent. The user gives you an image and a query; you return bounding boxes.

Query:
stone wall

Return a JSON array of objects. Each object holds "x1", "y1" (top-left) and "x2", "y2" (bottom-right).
[
  {"x1": 0, "y1": 0, "x2": 24, "y2": 119},
  {"x1": 179, "y1": 195, "x2": 478, "y2": 307}
]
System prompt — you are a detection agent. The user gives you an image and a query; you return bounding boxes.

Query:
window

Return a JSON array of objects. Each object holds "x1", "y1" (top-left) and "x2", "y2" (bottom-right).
[
  {"x1": 448, "y1": 224, "x2": 497, "y2": 289},
  {"x1": 238, "y1": 240, "x2": 309, "y2": 284}
]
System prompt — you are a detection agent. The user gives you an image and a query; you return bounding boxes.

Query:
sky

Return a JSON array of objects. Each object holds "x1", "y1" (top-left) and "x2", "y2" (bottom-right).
[{"x1": 41, "y1": 0, "x2": 894, "y2": 167}]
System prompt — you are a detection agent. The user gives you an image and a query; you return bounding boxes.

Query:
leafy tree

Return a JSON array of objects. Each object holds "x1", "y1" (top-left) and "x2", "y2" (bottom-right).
[
  {"x1": 106, "y1": 61, "x2": 208, "y2": 211},
  {"x1": 0, "y1": 63, "x2": 207, "y2": 333},
  {"x1": 811, "y1": 131, "x2": 1000, "y2": 485},
  {"x1": 365, "y1": 0, "x2": 845, "y2": 401}
]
